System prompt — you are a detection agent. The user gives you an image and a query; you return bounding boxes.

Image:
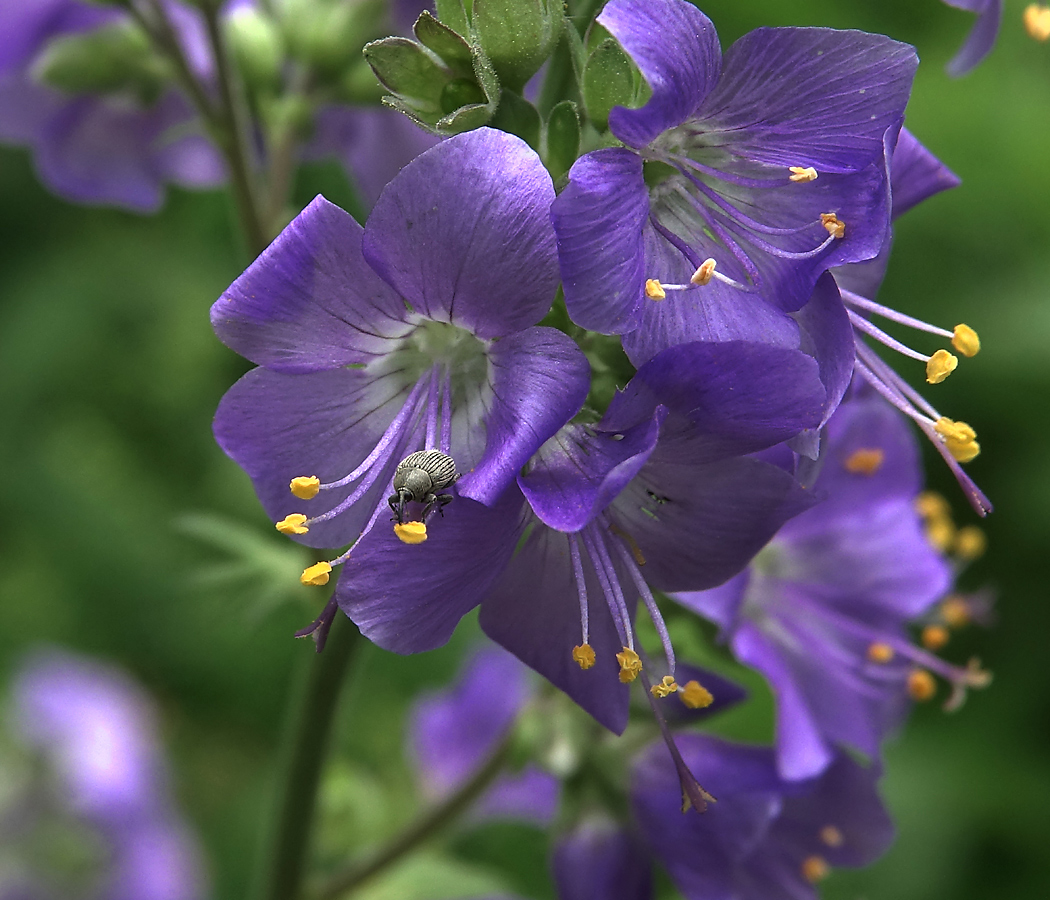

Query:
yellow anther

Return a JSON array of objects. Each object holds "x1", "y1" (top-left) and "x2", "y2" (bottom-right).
[
  {"x1": 650, "y1": 675, "x2": 679, "y2": 698},
  {"x1": 953, "y1": 525, "x2": 987, "y2": 560},
  {"x1": 952, "y1": 324, "x2": 980, "y2": 357},
  {"x1": 820, "y1": 825, "x2": 844, "y2": 848},
  {"x1": 690, "y1": 258, "x2": 717, "y2": 286},
  {"x1": 290, "y1": 476, "x2": 320, "y2": 499},
  {"x1": 925, "y1": 517, "x2": 956, "y2": 552},
  {"x1": 393, "y1": 521, "x2": 427, "y2": 544},
  {"x1": 616, "y1": 647, "x2": 643, "y2": 683},
  {"x1": 820, "y1": 212, "x2": 845, "y2": 239},
  {"x1": 679, "y1": 680, "x2": 714, "y2": 709},
  {"x1": 645, "y1": 278, "x2": 666, "y2": 300},
  {"x1": 844, "y1": 447, "x2": 884, "y2": 476},
  {"x1": 907, "y1": 669, "x2": 937, "y2": 702},
  {"x1": 572, "y1": 643, "x2": 596, "y2": 670},
  {"x1": 925, "y1": 349, "x2": 959, "y2": 384},
  {"x1": 940, "y1": 595, "x2": 971, "y2": 628},
  {"x1": 300, "y1": 561, "x2": 332, "y2": 586},
  {"x1": 933, "y1": 418, "x2": 981, "y2": 463},
  {"x1": 1024, "y1": 4, "x2": 1050, "y2": 40},
  {"x1": 867, "y1": 642, "x2": 895, "y2": 664},
  {"x1": 801, "y1": 855, "x2": 830, "y2": 884},
  {"x1": 276, "y1": 513, "x2": 309, "y2": 535},
  {"x1": 789, "y1": 165, "x2": 818, "y2": 183},
  {"x1": 921, "y1": 624, "x2": 950, "y2": 652},
  {"x1": 915, "y1": 491, "x2": 951, "y2": 520}
]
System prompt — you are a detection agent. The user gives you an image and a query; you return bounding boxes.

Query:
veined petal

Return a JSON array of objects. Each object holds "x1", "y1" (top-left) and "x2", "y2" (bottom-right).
[
  {"x1": 701, "y1": 28, "x2": 917, "y2": 174},
  {"x1": 210, "y1": 196, "x2": 410, "y2": 373},
  {"x1": 599, "y1": 0, "x2": 722, "y2": 148},
  {"x1": 362, "y1": 128, "x2": 558, "y2": 338},
  {"x1": 552, "y1": 148, "x2": 650, "y2": 335},
  {"x1": 459, "y1": 327, "x2": 590, "y2": 506}
]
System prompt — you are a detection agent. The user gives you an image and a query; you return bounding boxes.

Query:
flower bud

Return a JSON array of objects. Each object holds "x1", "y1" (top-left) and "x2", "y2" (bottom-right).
[{"x1": 472, "y1": 0, "x2": 563, "y2": 92}]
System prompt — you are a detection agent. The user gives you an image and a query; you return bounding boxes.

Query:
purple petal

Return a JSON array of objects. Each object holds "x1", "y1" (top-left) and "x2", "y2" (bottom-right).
[
  {"x1": 599, "y1": 0, "x2": 722, "y2": 148},
  {"x1": 943, "y1": 0, "x2": 1003, "y2": 76},
  {"x1": 889, "y1": 127, "x2": 961, "y2": 219},
  {"x1": 475, "y1": 766, "x2": 561, "y2": 826},
  {"x1": 552, "y1": 148, "x2": 649, "y2": 334},
  {"x1": 210, "y1": 196, "x2": 411, "y2": 373},
  {"x1": 362, "y1": 128, "x2": 558, "y2": 338},
  {"x1": 337, "y1": 489, "x2": 525, "y2": 653},
  {"x1": 552, "y1": 821, "x2": 653, "y2": 900},
  {"x1": 458, "y1": 327, "x2": 590, "y2": 506},
  {"x1": 661, "y1": 663, "x2": 748, "y2": 725}
]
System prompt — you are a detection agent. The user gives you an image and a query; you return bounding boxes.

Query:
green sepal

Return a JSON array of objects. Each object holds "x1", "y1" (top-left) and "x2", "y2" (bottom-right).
[
  {"x1": 582, "y1": 36, "x2": 636, "y2": 132},
  {"x1": 545, "y1": 100, "x2": 580, "y2": 180},
  {"x1": 364, "y1": 37, "x2": 449, "y2": 119},
  {"x1": 434, "y1": 0, "x2": 471, "y2": 38},
  {"x1": 489, "y1": 90, "x2": 541, "y2": 150},
  {"x1": 472, "y1": 0, "x2": 563, "y2": 93},
  {"x1": 413, "y1": 11, "x2": 474, "y2": 79}
]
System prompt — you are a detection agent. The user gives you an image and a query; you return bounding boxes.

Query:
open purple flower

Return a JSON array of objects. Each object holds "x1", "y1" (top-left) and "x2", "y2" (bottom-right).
[
  {"x1": 942, "y1": 0, "x2": 1003, "y2": 76},
  {"x1": 551, "y1": 0, "x2": 917, "y2": 367},
  {"x1": 673, "y1": 394, "x2": 989, "y2": 781},
  {"x1": 631, "y1": 734, "x2": 894, "y2": 900},
  {"x1": 212, "y1": 127, "x2": 589, "y2": 641}
]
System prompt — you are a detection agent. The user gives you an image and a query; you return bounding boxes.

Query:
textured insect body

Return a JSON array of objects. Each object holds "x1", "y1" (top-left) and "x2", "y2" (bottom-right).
[{"x1": 388, "y1": 450, "x2": 460, "y2": 525}]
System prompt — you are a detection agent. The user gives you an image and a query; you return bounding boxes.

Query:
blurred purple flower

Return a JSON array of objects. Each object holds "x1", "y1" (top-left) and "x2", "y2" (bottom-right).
[
  {"x1": 942, "y1": 0, "x2": 1003, "y2": 76},
  {"x1": 552, "y1": 819, "x2": 652, "y2": 900}
]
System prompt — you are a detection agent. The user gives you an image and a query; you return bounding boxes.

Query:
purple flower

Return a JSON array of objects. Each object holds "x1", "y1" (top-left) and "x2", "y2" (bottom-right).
[
  {"x1": 8, "y1": 648, "x2": 207, "y2": 900},
  {"x1": 551, "y1": 0, "x2": 916, "y2": 368},
  {"x1": 212, "y1": 128, "x2": 589, "y2": 645},
  {"x1": 552, "y1": 819, "x2": 652, "y2": 900},
  {"x1": 409, "y1": 646, "x2": 560, "y2": 826},
  {"x1": 942, "y1": 0, "x2": 1003, "y2": 76},
  {"x1": 0, "y1": 0, "x2": 224, "y2": 211},
  {"x1": 673, "y1": 394, "x2": 989, "y2": 781},
  {"x1": 631, "y1": 735, "x2": 894, "y2": 900}
]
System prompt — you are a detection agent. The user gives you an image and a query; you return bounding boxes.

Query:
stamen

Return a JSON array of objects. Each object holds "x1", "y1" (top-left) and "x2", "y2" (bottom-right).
[
  {"x1": 582, "y1": 527, "x2": 635, "y2": 650},
  {"x1": 867, "y1": 642, "x2": 895, "y2": 663},
  {"x1": 907, "y1": 669, "x2": 937, "y2": 702},
  {"x1": 916, "y1": 491, "x2": 951, "y2": 520},
  {"x1": 614, "y1": 539, "x2": 676, "y2": 676},
  {"x1": 300, "y1": 561, "x2": 332, "y2": 586},
  {"x1": 690, "y1": 258, "x2": 716, "y2": 286},
  {"x1": 650, "y1": 675, "x2": 679, "y2": 698},
  {"x1": 820, "y1": 825, "x2": 844, "y2": 848},
  {"x1": 820, "y1": 213, "x2": 845, "y2": 239},
  {"x1": 801, "y1": 856, "x2": 830, "y2": 884},
  {"x1": 1025, "y1": 4, "x2": 1050, "y2": 40},
  {"x1": 424, "y1": 366, "x2": 441, "y2": 451},
  {"x1": 952, "y1": 324, "x2": 980, "y2": 357},
  {"x1": 925, "y1": 349, "x2": 959, "y2": 384},
  {"x1": 953, "y1": 525, "x2": 987, "y2": 560},
  {"x1": 921, "y1": 625, "x2": 950, "y2": 651},
  {"x1": 290, "y1": 476, "x2": 320, "y2": 499},
  {"x1": 940, "y1": 595, "x2": 971, "y2": 628},
  {"x1": 789, "y1": 165, "x2": 818, "y2": 182},
  {"x1": 569, "y1": 534, "x2": 591, "y2": 648},
  {"x1": 844, "y1": 447, "x2": 884, "y2": 475},
  {"x1": 616, "y1": 647, "x2": 643, "y2": 683},
  {"x1": 645, "y1": 279, "x2": 666, "y2": 300},
  {"x1": 393, "y1": 521, "x2": 427, "y2": 544},
  {"x1": 572, "y1": 644, "x2": 596, "y2": 670},
  {"x1": 440, "y1": 370, "x2": 453, "y2": 455},
  {"x1": 276, "y1": 513, "x2": 309, "y2": 535},
  {"x1": 933, "y1": 418, "x2": 981, "y2": 463},
  {"x1": 679, "y1": 680, "x2": 714, "y2": 709}
]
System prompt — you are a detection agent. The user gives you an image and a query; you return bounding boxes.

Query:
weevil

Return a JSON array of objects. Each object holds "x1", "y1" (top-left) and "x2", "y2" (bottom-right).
[{"x1": 388, "y1": 450, "x2": 460, "y2": 525}]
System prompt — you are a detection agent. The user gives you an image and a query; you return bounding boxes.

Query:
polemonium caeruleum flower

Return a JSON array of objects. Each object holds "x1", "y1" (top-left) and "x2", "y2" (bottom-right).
[
  {"x1": 551, "y1": 0, "x2": 917, "y2": 368},
  {"x1": 631, "y1": 735, "x2": 894, "y2": 900},
  {"x1": 410, "y1": 647, "x2": 560, "y2": 826},
  {"x1": 673, "y1": 394, "x2": 990, "y2": 781},
  {"x1": 0, "y1": 0, "x2": 224, "y2": 211},
  {"x1": 3, "y1": 648, "x2": 206, "y2": 900},
  {"x1": 212, "y1": 127, "x2": 589, "y2": 645},
  {"x1": 942, "y1": 0, "x2": 1004, "y2": 76},
  {"x1": 552, "y1": 819, "x2": 653, "y2": 900}
]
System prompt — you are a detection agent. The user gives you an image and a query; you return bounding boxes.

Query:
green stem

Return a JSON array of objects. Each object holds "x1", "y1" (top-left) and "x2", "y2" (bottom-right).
[
  {"x1": 254, "y1": 614, "x2": 363, "y2": 900},
  {"x1": 309, "y1": 727, "x2": 516, "y2": 899}
]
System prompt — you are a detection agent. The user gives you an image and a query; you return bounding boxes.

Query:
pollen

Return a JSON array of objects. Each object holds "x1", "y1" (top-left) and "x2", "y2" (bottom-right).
[
  {"x1": 907, "y1": 668, "x2": 937, "y2": 702},
  {"x1": 690, "y1": 258, "x2": 717, "y2": 286},
  {"x1": 645, "y1": 278, "x2": 666, "y2": 300},
  {"x1": 393, "y1": 521, "x2": 428, "y2": 544},
  {"x1": 926, "y1": 517, "x2": 956, "y2": 552},
  {"x1": 940, "y1": 595, "x2": 971, "y2": 628},
  {"x1": 650, "y1": 675, "x2": 679, "y2": 698},
  {"x1": 679, "y1": 680, "x2": 714, "y2": 709},
  {"x1": 276, "y1": 513, "x2": 309, "y2": 535},
  {"x1": 915, "y1": 491, "x2": 951, "y2": 520},
  {"x1": 572, "y1": 643, "x2": 596, "y2": 670},
  {"x1": 1024, "y1": 4, "x2": 1050, "y2": 41},
  {"x1": 952, "y1": 324, "x2": 980, "y2": 357},
  {"x1": 616, "y1": 647, "x2": 643, "y2": 683},
  {"x1": 300, "y1": 561, "x2": 332, "y2": 586},
  {"x1": 820, "y1": 825, "x2": 844, "y2": 848},
  {"x1": 867, "y1": 642, "x2": 895, "y2": 663},
  {"x1": 925, "y1": 349, "x2": 959, "y2": 384},
  {"x1": 953, "y1": 525, "x2": 987, "y2": 560},
  {"x1": 801, "y1": 855, "x2": 830, "y2": 884},
  {"x1": 820, "y1": 212, "x2": 845, "y2": 239},
  {"x1": 922, "y1": 624, "x2": 950, "y2": 651},
  {"x1": 844, "y1": 447, "x2": 884, "y2": 475},
  {"x1": 789, "y1": 165, "x2": 818, "y2": 182},
  {"x1": 933, "y1": 418, "x2": 980, "y2": 463},
  {"x1": 290, "y1": 476, "x2": 321, "y2": 499}
]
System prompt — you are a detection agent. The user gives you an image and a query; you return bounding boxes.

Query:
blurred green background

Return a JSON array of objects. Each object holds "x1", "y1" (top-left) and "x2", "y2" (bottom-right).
[{"x1": 1, "y1": 0, "x2": 1048, "y2": 897}]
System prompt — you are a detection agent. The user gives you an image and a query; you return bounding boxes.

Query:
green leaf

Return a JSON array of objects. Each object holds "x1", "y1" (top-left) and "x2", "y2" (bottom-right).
[
  {"x1": 545, "y1": 100, "x2": 580, "y2": 179},
  {"x1": 582, "y1": 36, "x2": 636, "y2": 131}
]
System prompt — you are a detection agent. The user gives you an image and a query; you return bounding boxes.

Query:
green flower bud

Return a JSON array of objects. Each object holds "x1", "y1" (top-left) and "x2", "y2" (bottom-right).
[
  {"x1": 545, "y1": 100, "x2": 579, "y2": 180},
  {"x1": 472, "y1": 0, "x2": 563, "y2": 93},
  {"x1": 225, "y1": 6, "x2": 284, "y2": 91},
  {"x1": 280, "y1": 0, "x2": 386, "y2": 78}
]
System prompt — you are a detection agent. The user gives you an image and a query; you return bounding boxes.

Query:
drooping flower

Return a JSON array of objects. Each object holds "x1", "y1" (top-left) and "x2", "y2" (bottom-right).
[
  {"x1": 212, "y1": 127, "x2": 589, "y2": 645},
  {"x1": 5, "y1": 648, "x2": 207, "y2": 900},
  {"x1": 551, "y1": 0, "x2": 917, "y2": 368},
  {"x1": 673, "y1": 394, "x2": 990, "y2": 781},
  {"x1": 631, "y1": 735, "x2": 894, "y2": 900},
  {"x1": 941, "y1": 0, "x2": 1004, "y2": 76}
]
